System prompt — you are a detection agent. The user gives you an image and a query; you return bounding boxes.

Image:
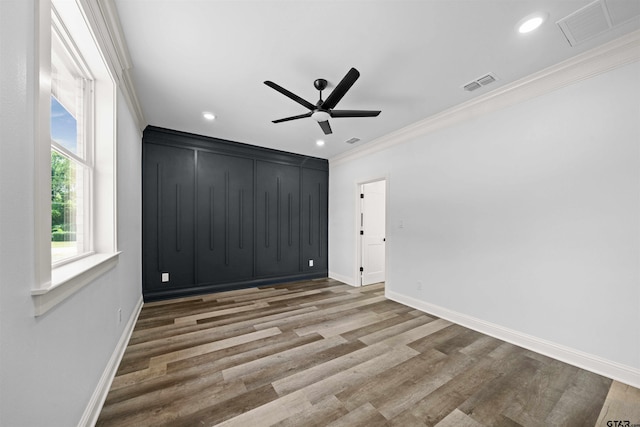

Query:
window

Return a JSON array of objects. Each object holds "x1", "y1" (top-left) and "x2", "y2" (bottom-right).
[
  {"x1": 32, "y1": 0, "x2": 119, "y2": 316},
  {"x1": 50, "y1": 19, "x2": 93, "y2": 265}
]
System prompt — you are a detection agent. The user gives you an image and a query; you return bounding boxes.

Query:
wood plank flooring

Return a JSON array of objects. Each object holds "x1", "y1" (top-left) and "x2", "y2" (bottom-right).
[{"x1": 97, "y1": 279, "x2": 640, "y2": 426}]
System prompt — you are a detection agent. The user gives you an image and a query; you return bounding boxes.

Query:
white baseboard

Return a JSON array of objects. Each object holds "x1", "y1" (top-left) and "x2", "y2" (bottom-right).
[
  {"x1": 329, "y1": 271, "x2": 357, "y2": 287},
  {"x1": 78, "y1": 296, "x2": 144, "y2": 427},
  {"x1": 386, "y1": 289, "x2": 640, "y2": 389}
]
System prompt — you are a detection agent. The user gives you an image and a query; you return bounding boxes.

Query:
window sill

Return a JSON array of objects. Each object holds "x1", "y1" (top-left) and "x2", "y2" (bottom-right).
[{"x1": 32, "y1": 252, "x2": 120, "y2": 316}]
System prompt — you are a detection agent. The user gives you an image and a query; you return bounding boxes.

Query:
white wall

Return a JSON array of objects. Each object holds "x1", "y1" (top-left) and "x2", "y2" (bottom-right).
[
  {"x1": 329, "y1": 60, "x2": 640, "y2": 381},
  {"x1": 0, "y1": 1, "x2": 142, "y2": 425}
]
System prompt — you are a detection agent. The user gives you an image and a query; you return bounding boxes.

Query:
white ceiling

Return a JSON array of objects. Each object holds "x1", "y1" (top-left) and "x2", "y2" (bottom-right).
[{"x1": 113, "y1": 0, "x2": 640, "y2": 159}]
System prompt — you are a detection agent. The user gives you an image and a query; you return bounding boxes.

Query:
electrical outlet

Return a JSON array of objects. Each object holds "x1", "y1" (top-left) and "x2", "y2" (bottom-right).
[
  {"x1": 161, "y1": 272, "x2": 169, "y2": 282},
  {"x1": 308, "y1": 259, "x2": 314, "y2": 267}
]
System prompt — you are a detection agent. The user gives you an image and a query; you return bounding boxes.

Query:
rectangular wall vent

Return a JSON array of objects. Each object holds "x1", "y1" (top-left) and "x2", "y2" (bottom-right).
[
  {"x1": 557, "y1": 0, "x2": 640, "y2": 46},
  {"x1": 463, "y1": 73, "x2": 498, "y2": 92}
]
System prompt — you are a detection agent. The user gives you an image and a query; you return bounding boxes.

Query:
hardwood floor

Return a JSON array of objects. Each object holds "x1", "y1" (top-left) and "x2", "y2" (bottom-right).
[{"x1": 97, "y1": 279, "x2": 640, "y2": 426}]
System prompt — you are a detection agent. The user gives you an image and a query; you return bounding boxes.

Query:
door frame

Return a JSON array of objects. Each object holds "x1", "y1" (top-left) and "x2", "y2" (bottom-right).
[{"x1": 355, "y1": 177, "x2": 388, "y2": 287}]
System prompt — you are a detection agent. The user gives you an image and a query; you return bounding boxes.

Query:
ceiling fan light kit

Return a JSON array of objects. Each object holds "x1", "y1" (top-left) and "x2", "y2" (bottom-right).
[
  {"x1": 311, "y1": 110, "x2": 331, "y2": 122},
  {"x1": 265, "y1": 67, "x2": 381, "y2": 135}
]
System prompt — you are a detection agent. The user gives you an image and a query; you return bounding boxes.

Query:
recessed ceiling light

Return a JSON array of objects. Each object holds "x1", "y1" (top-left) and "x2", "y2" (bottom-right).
[
  {"x1": 203, "y1": 112, "x2": 215, "y2": 121},
  {"x1": 518, "y1": 13, "x2": 547, "y2": 34},
  {"x1": 316, "y1": 139, "x2": 325, "y2": 147}
]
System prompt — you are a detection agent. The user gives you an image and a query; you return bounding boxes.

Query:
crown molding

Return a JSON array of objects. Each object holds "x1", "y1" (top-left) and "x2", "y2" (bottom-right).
[
  {"x1": 78, "y1": 0, "x2": 146, "y2": 130},
  {"x1": 330, "y1": 29, "x2": 640, "y2": 166}
]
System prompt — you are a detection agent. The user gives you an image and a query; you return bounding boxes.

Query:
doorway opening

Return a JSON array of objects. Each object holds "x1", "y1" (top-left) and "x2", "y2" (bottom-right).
[{"x1": 358, "y1": 179, "x2": 386, "y2": 286}]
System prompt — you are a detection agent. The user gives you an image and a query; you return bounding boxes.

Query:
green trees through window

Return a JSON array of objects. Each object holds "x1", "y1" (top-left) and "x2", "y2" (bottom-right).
[
  {"x1": 50, "y1": 91, "x2": 84, "y2": 263},
  {"x1": 51, "y1": 150, "x2": 76, "y2": 242}
]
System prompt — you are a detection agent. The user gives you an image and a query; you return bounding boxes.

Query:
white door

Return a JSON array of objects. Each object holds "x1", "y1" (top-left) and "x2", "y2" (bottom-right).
[{"x1": 361, "y1": 180, "x2": 386, "y2": 286}]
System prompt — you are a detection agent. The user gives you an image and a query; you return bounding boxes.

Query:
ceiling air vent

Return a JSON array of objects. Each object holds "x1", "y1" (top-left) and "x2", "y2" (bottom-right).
[
  {"x1": 463, "y1": 81, "x2": 482, "y2": 92},
  {"x1": 557, "y1": 0, "x2": 640, "y2": 46},
  {"x1": 477, "y1": 74, "x2": 496, "y2": 86},
  {"x1": 463, "y1": 73, "x2": 498, "y2": 92},
  {"x1": 606, "y1": 0, "x2": 640, "y2": 26},
  {"x1": 345, "y1": 137, "x2": 360, "y2": 144}
]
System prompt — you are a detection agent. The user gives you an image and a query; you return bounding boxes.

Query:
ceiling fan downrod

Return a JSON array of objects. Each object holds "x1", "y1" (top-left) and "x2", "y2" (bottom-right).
[{"x1": 314, "y1": 78, "x2": 328, "y2": 103}]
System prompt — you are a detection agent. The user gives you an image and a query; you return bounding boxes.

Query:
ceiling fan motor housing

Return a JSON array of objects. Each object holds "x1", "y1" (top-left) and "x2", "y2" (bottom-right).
[{"x1": 314, "y1": 79, "x2": 328, "y2": 91}]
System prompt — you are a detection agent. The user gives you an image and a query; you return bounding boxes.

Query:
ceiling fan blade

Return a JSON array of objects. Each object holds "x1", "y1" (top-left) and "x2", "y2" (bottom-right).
[
  {"x1": 321, "y1": 67, "x2": 360, "y2": 110},
  {"x1": 318, "y1": 120, "x2": 332, "y2": 135},
  {"x1": 330, "y1": 110, "x2": 381, "y2": 118},
  {"x1": 272, "y1": 112, "x2": 312, "y2": 123},
  {"x1": 264, "y1": 81, "x2": 316, "y2": 110}
]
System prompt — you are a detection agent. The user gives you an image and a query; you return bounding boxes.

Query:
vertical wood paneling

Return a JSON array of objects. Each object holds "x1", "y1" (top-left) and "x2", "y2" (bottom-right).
[
  {"x1": 255, "y1": 161, "x2": 301, "y2": 277},
  {"x1": 194, "y1": 151, "x2": 254, "y2": 287},
  {"x1": 175, "y1": 184, "x2": 181, "y2": 252},
  {"x1": 288, "y1": 193, "x2": 293, "y2": 246},
  {"x1": 194, "y1": 152, "x2": 198, "y2": 283},
  {"x1": 239, "y1": 189, "x2": 244, "y2": 249},
  {"x1": 157, "y1": 164, "x2": 163, "y2": 271},
  {"x1": 277, "y1": 177, "x2": 281, "y2": 262},
  {"x1": 209, "y1": 186, "x2": 214, "y2": 251},
  {"x1": 264, "y1": 192, "x2": 270, "y2": 248},
  {"x1": 318, "y1": 182, "x2": 322, "y2": 257},
  {"x1": 224, "y1": 171, "x2": 230, "y2": 266},
  {"x1": 143, "y1": 129, "x2": 325, "y2": 299},
  {"x1": 300, "y1": 168, "x2": 328, "y2": 272},
  {"x1": 308, "y1": 194, "x2": 313, "y2": 246},
  {"x1": 143, "y1": 143, "x2": 196, "y2": 293}
]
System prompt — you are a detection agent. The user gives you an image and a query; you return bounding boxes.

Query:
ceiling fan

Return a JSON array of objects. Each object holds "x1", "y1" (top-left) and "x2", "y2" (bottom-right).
[{"x1": 264, "y1": 67, "x2": 381, "y2": 135}]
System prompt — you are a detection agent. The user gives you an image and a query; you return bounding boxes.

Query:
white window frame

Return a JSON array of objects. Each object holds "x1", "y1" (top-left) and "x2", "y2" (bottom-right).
[
  {"x1": 32, "y1": 0, "x2": 119, "y2": 316},
  {"x1": 50, "y1": 12, "x2": 94, "y2": 266}
]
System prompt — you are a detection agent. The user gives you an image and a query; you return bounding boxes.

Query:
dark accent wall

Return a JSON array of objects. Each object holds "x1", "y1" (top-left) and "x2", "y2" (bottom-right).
[{"x1": 142, "y1": 126, "x2": 328, "y2": 301}]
